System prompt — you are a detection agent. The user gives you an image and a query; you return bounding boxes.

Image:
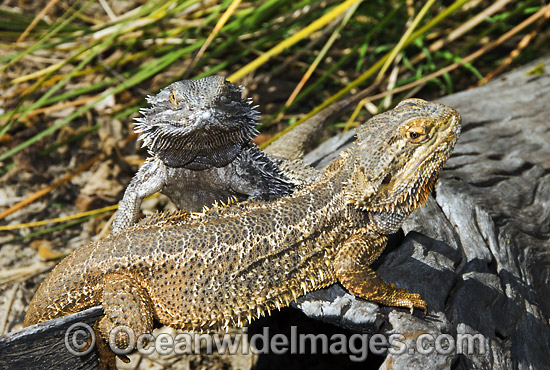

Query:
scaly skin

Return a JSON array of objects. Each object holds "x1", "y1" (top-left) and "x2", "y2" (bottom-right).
[{"x1": 25, "y1": 99, "x2": 460, "y2": 366}]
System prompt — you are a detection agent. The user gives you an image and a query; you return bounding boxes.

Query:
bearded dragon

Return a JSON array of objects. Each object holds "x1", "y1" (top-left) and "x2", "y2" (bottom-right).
[
  {"x1": 24, "y1": 98, "x2": 461, "y2": 368},
  {"x1": 112, "y1": 76, "x2": 295, "y2": 232}
]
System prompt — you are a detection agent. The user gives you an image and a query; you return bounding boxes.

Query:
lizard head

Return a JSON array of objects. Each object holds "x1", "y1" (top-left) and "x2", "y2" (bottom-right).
[
  {"x1": 134, "y1": 75, "x2": 259, "y2": 169},
  {"x1": 345, "y1": 98, "x2": 461, "y2": 234}
]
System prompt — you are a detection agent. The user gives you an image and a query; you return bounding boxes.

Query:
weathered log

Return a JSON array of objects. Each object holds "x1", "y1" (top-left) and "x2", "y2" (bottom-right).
[{"x1": 0, "y1": 307, "x2": 102, "y2": 369}]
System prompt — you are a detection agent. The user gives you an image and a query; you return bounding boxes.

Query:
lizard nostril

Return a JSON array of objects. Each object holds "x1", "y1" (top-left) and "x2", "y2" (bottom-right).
[{"x1": 382, "y1": 174, "x2": 392, "y2": 185}]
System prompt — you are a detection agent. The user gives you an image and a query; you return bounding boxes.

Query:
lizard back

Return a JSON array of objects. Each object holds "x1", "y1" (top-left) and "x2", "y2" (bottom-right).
[{"x1": 25, "y1": 159, "x2": 356, "y2": 330}]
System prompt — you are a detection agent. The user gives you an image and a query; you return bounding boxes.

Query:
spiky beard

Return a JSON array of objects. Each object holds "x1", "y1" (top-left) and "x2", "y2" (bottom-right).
[
  {"x1": 353, "y1": 148, "x2": 448, "y2": 217},
  {"x1": 133, "y1": 102, "x2": 260, "y2": 169},
  {"x1": 363, "y1": 160, "x2": 443, "y2": 235}
]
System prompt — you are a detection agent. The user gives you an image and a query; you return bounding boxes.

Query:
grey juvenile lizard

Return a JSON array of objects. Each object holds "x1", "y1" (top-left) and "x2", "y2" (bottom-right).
[
  {"x1": 112, "y1": 76, "x2": 295, "y2": 232},
  {"x1": 25, "y1": 99, "x2": 461, "y2": 368}
]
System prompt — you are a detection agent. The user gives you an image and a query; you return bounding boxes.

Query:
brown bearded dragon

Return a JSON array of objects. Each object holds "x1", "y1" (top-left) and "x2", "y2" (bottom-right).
[{"x1": 24, "y1": 98, "x2": 461, "y2": 367}]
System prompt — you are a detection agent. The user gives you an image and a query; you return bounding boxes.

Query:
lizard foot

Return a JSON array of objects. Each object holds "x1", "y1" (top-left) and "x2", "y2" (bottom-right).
[
  {"x1": 338, "y1": 268, "x2": 427, "y2": 314},
  {"x1": 96, "y1": 273, "x2": 155, "y2": 367},
  {"x1": 334, "y1": 232, "x2": 427, "y2": 314}
]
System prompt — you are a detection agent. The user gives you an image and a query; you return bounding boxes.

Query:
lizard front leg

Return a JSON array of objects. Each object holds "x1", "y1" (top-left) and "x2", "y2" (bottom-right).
[
  {"x1": 96, "y1": 273, "x2": 155, "y2": 369},
  {"x1": 333, "y1": 229, "x2": 427, "y2": 313},
  {"x1": 112, "y1": 157, "x2": 167, "y2": 233}
]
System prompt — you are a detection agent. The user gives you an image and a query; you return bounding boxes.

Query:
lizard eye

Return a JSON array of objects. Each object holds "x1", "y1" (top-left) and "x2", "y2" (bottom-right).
[
  {"x1": 169, "y1": 91, "x2": 178, "y2": 107},
  {"x1": 405, "y1": 126, "x2": 426, "y2": 143}
]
